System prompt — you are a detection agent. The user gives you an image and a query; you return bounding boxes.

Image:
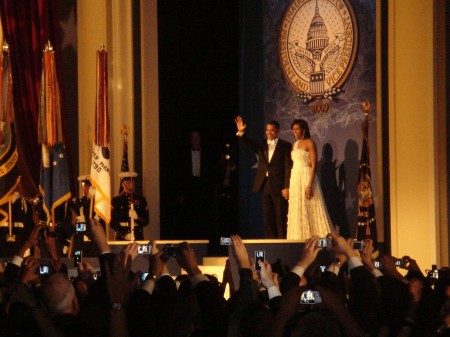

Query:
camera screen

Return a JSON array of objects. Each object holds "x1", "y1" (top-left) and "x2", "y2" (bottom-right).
[
  {"x1": 76, "y1": 222, "x2": 86, "y2": 232},
  {"x1": 140, "y1": 272, "x2": 149, "y2": 282},
  {"x1": 432, "y1": 270, "x2": 439, "y2": 279},
  {"x1": 374, "y1": 261, "x2": 381, "y2": 269},
  {"x1": 138, "y1": 245, "x2": 152, "y2": 254},
  {"x1": 316, "y1": 237, "x2": 331, "y2": 248},
  {"x1": 353, "y1": 241, "x2": 365, "y2": 251},
  {"x1": 220, "y1": 237, "x2": 232, "y2": 245},
  {"x1": 164, "y1": 245, "x2": 181, "y2": 259},
  {"x1": 254, "y1": 250, "x2": 265, "y2": 271},
  {"x1": 300, "y1": 290, "x2": 322, "y2": 304},
  {"x1": 39, "y1": 265, "x2": 49, "y2": 275},
  {"x1": 394, "y1": 259, "x2": 402, "y2": 266}
]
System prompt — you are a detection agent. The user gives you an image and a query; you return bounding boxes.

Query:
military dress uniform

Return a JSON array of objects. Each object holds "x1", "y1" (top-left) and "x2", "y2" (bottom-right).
[
  {"x1": 111, "y1": 192, "x2": 149, "y2": 240},
  {"x1": 0, "y1": 194, "x2": 34, "y2": 257}
]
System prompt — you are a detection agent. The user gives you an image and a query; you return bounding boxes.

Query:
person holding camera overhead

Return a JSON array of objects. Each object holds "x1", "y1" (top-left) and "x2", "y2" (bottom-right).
[
  {"x1": 286, "y1": 119, "x2": 334, "y2": 240},
  {"x1": 111, "y1": 171, "x2": 149, "y2": 240}
]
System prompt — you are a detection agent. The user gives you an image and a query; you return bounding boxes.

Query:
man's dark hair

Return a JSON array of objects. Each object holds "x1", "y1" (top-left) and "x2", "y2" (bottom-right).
[{"x1": 267, "y1": 120, "x2": 280, "y2": 129}]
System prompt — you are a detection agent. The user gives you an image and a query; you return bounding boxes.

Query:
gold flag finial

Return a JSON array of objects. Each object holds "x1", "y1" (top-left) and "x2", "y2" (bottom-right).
[
  {"x1": 2, "y1": 40, "x2": 9, "y2": 52},
  {"x1": 120, "y1": 125, "x2": 129, "y2": 136},
  {"x1": 99, "y1": 44, "x2": 105, "y2": 52},
  {"x1": 44, "y1": 40, "x2": 53, "y2": 52},
  {"x1": 362, "y1": 101, "x2": 371, "y2": 118}
]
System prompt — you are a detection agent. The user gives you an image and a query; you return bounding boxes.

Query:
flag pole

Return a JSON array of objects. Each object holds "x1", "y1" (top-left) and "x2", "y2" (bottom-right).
[{"x1": 6, "y1": 198, "x2": 15, "y2": 242}]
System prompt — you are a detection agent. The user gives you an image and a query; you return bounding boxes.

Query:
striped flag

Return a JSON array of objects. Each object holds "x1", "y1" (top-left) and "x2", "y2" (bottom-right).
[
  {"x1": 38, "y1": 42, "x2": 71, "y2": 223},
  {"x1": 0, "y1": 41, "x2": 20, "y2": 224},
  {"x1": 89, "y1": 45, "x2": 111, "y2": 224}
]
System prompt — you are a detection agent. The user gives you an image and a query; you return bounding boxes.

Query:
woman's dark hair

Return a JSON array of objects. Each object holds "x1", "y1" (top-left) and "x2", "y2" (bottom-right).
[{"x1": 291, "y1": 119, "x2": 311, "y2": 139}]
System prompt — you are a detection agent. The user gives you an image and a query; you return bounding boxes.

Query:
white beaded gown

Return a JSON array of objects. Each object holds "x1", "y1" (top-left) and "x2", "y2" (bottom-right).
[{"x1": 287, "y1": 142, "x2": 333, "y2": 240}]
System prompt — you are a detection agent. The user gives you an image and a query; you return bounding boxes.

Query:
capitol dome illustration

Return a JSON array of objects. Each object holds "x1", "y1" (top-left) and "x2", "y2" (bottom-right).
[{"x1": 306, "y1": 0, "x2": 329, "y2": 61}]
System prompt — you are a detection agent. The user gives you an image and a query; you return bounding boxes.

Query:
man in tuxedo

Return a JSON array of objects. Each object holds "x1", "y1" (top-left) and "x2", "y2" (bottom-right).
[
  {"x1": 235, "y1": 116, "x2": 292, "y2": 238},
  {"x1": 177, "y1": 130, "x2": 216, "y2": 239}
]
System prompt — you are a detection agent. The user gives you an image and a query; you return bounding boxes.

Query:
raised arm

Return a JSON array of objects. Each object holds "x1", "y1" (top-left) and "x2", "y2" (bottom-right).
[{"x1": 234, "y1": 116, "x2": 247, "y2": 134}]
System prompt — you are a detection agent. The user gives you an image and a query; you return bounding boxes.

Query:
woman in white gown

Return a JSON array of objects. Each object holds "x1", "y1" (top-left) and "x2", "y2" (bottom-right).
[{"x1": 287, "y1": 119, "x2": 333, "y2": 240}]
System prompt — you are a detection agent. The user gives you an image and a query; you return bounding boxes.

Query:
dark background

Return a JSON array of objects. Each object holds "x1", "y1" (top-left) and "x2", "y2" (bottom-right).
[{"x1": 157, "y1": 0, "x2": 240, "y2": 240}]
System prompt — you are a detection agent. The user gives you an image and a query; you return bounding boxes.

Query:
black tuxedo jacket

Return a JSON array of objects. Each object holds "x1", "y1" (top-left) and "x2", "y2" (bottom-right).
[{"x1": 239, "y1": 134, "x2": 292, "y2": 193}]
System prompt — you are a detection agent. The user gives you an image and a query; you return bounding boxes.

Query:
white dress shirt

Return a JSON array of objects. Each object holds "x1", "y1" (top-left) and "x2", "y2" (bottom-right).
[{"x1": 267, "y1": 138, "x2": 278, "y2": 162}]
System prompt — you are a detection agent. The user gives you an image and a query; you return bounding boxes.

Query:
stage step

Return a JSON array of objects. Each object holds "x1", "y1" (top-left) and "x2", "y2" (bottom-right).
[{"x1": 202, "y1": 256, "x2": 228, "y2": 266}]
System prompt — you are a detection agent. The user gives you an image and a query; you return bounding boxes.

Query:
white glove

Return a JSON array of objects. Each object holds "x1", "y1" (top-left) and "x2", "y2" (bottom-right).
[
  {"x1": 128, "y1": 209, "x2": 138, "y2": 220},
  {"x1": 89, "y1": 186, "x2": 96, "y2": 197}
]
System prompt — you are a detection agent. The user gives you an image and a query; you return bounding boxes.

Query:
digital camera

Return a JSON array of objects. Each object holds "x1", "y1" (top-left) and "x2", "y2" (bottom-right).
[
  {"x1": 352, "y1": 240, "x2": 365, "y2": 251},
  {"x1": 76, "y1": 222, "x2": 86, "y2": 232},
  {"x1": 254, "y1": 250, "x2": 265, "y2": 271},
  {"x1": 140, "y1": 272, "x2": 149, "y2": 282},
  {"x1": 138, "y1": 244, "x2": 152, "y2": 255},
  {"x1": 220, "y1": 237, "x2": 232, "y2": 245},
  {"x1": 74, "y1": 250, "x2": 82, "y2": 267},
  {"x1": 164, "y1": 245, "x2": 181, "y2": 259},
  {"x1": 39, "y1": 265, "x2": 50, "y2": 275},
  {"x1": 316, "y1": 237, "x2": 332, "y2": 248},
  {"x1": 394, "y1": 257, "x2": 410, "y2": 269}
]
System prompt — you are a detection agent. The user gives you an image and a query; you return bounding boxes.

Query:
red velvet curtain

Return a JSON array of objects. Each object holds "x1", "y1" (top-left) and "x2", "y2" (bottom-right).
[{"x1": 0, "y1": 0, "x2": 69, "y2": 199}]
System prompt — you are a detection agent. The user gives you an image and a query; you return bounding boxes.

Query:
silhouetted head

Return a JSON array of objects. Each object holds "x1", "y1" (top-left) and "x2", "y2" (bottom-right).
[{"x1": 322, "y1": 143, "x2": 333, "y2": 161}]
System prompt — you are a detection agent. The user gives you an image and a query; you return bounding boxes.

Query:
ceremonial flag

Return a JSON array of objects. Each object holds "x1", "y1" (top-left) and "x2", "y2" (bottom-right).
[
  {"x1": 38, "y1": 42, "x2": 71, "y2": 223},
  {"x1": 357, "y1": 103, "x2": 377, "y2": 243},
  {"x1": 0, "y1": 41, "x2": 20, "y2": 225},
  {"x1": 89, "y1": 45, "x2": 111, "y2": 223}
]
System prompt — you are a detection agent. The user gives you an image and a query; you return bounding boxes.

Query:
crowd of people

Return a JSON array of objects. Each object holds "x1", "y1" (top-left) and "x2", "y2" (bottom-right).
[{"x1": 0, "y1": 218, "x2": 449, "y2": 337}]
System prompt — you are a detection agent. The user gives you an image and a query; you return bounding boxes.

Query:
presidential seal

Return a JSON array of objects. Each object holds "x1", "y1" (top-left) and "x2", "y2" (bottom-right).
[{"x1": 279, "y1": 0, "x2": 358, "y2": 102}]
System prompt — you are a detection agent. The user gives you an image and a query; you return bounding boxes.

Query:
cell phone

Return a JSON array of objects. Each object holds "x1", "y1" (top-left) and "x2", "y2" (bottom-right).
[
  {"x1": 431, "y1": 269, "x2": 439, "y2": 279},
  {"x1": 164, "y1": 245, "x2": 181, "y2": 259},
  {"x1": 76, "y1": 222, "x2": 86, "y2": 232},
  {"x1": 394, "y1": 257, "x2": 410, "y2": 269},
  {"x1": 220, "y1": 237, "x2": 232, "y2": 245},
  {"x1": 254, "y1": 250, "x2": 265, "y2": 271},
  {"x1": 316, "y1": 237, "x2": 332, "y2": 248},
  {"x1": 300, "y1": 290, "x2": 322, "y2": 304},
  {"x1": 352, "y1": 240, "x2": 365, "y2": 251},
  {"x1": 374, "y1": 260, "x2": 382, "y2": 269},
  {"x1": 92, "y1": 271, "x2": 100, "y2": 281},
  {"x1": 74, "y1": 250, "x2": 82, "y2": 267},
  {"x1": 319, "y1": 265, "x2": 326, "y2": 272},
  {"x1": 138, "y1": 244, "x2": 152, "y2": 255},
  {"x1": 140, "y1": 272, "x2": 149, "y2": 282},
  {"x1": 39, "y1": 265, "x2": 50, "y2": 275}
]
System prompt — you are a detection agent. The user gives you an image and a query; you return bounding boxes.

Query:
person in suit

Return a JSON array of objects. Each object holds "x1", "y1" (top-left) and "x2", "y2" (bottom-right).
[
  {"x1": 111, "y1": 172, "x2": 149, "y2": 240},
  {"x1": 177, "y1": 129, "x2": 216, "y2": 239},
  {"x1": 235, "y1": 116, "x2": 292, "y2": 238}
]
